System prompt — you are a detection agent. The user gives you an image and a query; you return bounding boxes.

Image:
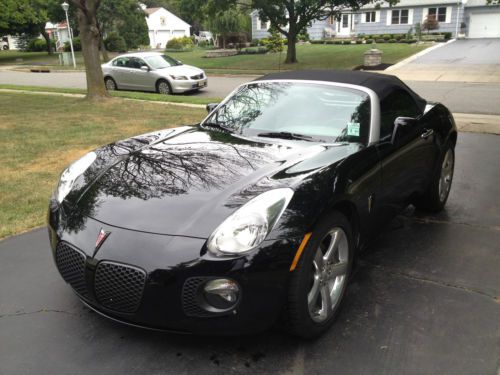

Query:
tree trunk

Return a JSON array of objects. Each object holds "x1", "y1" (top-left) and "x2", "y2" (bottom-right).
[
  {"x1": 41, "y1": 29, "x2": 54, "y2": 55},
  {"x1": 74, "y1": 2, "x2": 108, "y2": 100},
  {"x1": 285, "y1": 34, "x2": 297, "y2": 64},
  {"x1": 100, "y1": 34, "x2": 109, "y2": 62}
]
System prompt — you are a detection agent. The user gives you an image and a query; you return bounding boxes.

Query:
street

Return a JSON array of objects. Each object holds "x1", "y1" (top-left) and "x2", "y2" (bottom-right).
[{"x1": 0, "y1": 132, "x2": 499, "y2": 375}]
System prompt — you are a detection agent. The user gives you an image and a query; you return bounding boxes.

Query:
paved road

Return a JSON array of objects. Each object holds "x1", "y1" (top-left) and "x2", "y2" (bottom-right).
[
  {"x1": 0, "y1": 133, "x2": 499, "y2": 375},
  {"x1": 389, "y1": 39, "x2": 500, "y2": 83},
  {"x1": 1, "y1": 69, "x2": 500, "y2": 114}
]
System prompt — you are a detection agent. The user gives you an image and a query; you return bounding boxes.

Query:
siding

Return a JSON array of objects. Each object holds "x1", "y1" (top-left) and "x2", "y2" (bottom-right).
[{"x1": 251, "y1": 3, "x2": 479, "y2": 39}]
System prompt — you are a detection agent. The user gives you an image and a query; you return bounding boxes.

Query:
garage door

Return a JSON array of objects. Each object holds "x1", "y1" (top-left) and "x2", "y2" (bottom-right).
[
  {"x1": 172, "y1": 30, "x2": 187, "y2": 37},
  {"x1": 469, "y1": 13, "x2": 500, "y2": 38}
]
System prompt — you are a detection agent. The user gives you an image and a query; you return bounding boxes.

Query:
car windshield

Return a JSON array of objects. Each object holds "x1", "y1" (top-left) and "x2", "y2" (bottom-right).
[
  {"x1": 144, "y1": 54, "x2": 182, "y2": 69},
  {"x1": 203, "y1": 82, "x2": 371, "y2": 144}
]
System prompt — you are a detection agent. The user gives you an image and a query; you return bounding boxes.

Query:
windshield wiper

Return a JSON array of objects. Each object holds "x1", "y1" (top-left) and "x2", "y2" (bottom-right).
[
  {"x1": 257, "y1": 131, "x2": 316, "y2": 142},
  {"x1": 201, "y1": 122, "x2": 232, "y2": 133}
]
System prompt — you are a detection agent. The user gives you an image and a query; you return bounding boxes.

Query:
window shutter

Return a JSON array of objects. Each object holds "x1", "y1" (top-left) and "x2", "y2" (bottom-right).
[
  {"x1": 376, "y1": 11, "x2": 381, "y2": 23},
  {"x1": 445, "y1": 6, "x2": 452, "y2": 23},
  {"x1": 422, "y1": 8, "x2": 428, "y2": 22},
  {"x1": 386, "y1": 10, "x2": 392, "y2": 25},
  {"x1": 256, "y1": 18, "x2": 261, "y2": 30},
  {"x1": 267, "y1": 21, "x2": 271, "y2": 29},
  {"x1": 361, "y1": 12, "x2": 366, "y2": 23},
  {"x1": 408, "y1": 9, "x2": 414, "y2": 24}
]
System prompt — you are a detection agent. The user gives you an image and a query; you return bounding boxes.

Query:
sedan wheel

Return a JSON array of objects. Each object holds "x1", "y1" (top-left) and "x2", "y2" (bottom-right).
[
  {"x1": 308, "y1": 228, "x2": 349, "y2": 323},
  {"x1": 285, "y1": 211, "x2": 353, "y2": 338},
  {"x1": 105, "y1": 78, "x2": 116, "y2": 91},
  {"x1": 157, "y1": 80, "x2": 172, "y2": 95}
]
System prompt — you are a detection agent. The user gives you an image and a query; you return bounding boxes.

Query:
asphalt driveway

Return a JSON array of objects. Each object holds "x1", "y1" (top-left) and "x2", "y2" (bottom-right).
[
  {"x1": 0, "y1": 132, "x2": 499, "y2": 375},
  {"x1": 389, "y1": 39, "x2": 500, "y2": 82}
]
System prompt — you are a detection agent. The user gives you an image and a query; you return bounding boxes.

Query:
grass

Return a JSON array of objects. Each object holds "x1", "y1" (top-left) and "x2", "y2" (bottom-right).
[
  {"x1": 1, "y1": 43, "x2": 430, "y2": 74},
  {"x1": 0, "y1": 84, "x2": 221, "y2": 105},
  {"x1": 167, "y1": 43, "x2": 431, "y2": 74},
  {"x1": 0, "y1": 92, "x2": 207, "y2": 239}
]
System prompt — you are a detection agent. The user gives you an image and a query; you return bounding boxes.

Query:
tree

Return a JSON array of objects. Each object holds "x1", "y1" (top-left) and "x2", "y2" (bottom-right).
[
  {"x1": 422, "y1": 15, "x2": 439, "y2": 34},
  {"x1": 70, "y1": 0, "x2": 108, "y2": 100},
  {"x1": 207, "y1": 9, "x2": 249, "y2": 48}
]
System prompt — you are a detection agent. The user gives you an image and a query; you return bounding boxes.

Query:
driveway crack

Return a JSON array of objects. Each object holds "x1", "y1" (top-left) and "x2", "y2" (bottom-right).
[
  {"x1": 361, "y1": 261, "x2": 499, "y2": 302},
  {"x1": 0, "y1": 308, "x2": 77, "y2": 318}
]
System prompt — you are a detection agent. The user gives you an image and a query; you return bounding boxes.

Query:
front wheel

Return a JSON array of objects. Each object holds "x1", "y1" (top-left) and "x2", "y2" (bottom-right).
[
  {"x1": 414, "y1": 143, "x2": 455, "y2": 212},
  {"x1": 156, "y1": 80, "x2": 172, "y2": 95},
  {"x1": 104, "y1": 77, "x2": 117, "y2": 91},
  {"x1": 285, "y1": 211, "x2": 353, "y2": 339}
]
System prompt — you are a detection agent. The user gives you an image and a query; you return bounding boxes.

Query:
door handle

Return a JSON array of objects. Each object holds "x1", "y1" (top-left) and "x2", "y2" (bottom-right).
[{"x1": 421, "y1": 129, "x2": 434, "y2": 139}]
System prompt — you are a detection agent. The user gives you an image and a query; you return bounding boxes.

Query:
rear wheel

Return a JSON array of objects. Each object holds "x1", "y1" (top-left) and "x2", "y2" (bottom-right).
[
  {"x1": 156, "y1": 79, "x2": 172, "y2": 95},
  {"x1": 104, "y1": 77, "x2": 117, "y2": 91},
  {"x1": 285, "y1": 211, "x2": 353, "y2": 339},
  {"x1": 415, "y1": 143, "x2": 455, "y2": 212}
]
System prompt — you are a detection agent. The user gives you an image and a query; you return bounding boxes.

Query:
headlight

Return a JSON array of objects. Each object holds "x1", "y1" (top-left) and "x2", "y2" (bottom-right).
[
  {"x1": 55, "y1": 152, "x2": 96, "y2": 203},
  {"x1": 207, "y1": 188, "x2": 294, "y2": 255},
  {"x1": 170, "y1": 75, "x2": 188, "y2": 80}
]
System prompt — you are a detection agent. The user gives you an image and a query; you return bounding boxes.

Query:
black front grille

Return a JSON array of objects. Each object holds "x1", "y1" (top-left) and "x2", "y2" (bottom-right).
[
  {"x1": 55, "y1": 242, "x2": 88, "y2": 296},
  {"x1": 182, "y1": 277, "x2": 213, "y2": 317},
  {"x1": 94, "y1": 261, "x2": 146, "y2": 313},
  {"x1": 190, "y1": 73, "x2": 204, "y2": 80}
]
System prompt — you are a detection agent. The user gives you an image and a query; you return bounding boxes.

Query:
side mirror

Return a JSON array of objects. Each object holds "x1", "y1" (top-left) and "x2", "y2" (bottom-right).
[
  {"x1": 206, "y1": 103, "x2": 219, "y2": 113},
  {"x1": 140, "y1": 65, "x2": 150, "y2": 72},
  {"x1": 391, "y1": 117, "x2": 416, "y2": 144}
]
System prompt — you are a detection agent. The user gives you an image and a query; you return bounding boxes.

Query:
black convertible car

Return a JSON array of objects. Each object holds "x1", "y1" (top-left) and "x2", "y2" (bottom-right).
[{"x1": 48, "y1": 70, "x2": 456, "y2": 338}]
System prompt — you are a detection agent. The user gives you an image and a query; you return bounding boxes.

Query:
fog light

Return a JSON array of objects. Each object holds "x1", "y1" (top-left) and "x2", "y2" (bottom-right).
[{"x1": 203, "y1": 278, "x2": 240, "y2": 311}]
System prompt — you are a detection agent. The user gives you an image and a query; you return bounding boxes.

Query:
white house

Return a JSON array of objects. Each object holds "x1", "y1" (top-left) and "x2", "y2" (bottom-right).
[
  {"x1": 144, "y1": 7, "x2": 191, "y2": 49},
  {"x1": 45, "y1": 21, "x2": 72, "y2": 51}
]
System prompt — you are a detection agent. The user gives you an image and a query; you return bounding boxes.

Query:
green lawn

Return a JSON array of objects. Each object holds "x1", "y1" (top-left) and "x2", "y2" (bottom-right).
[
  {"x1": 1, "y1": 43, "x2": 429, "y2": 74},
  {"x1": 0, "y1": 92, "x2": 207, "y2": 239},
  {"x1": 167, "y1": 44, "x2": 430, "y2": 74}
]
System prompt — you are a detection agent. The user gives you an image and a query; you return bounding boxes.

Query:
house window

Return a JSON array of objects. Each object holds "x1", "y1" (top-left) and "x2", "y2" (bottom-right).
[
  {"x1": 342, "y1": 14, "x2": 349, "y2": 28},
  {"x1": 328, "y1": 15, "x2": 335, "y2": 25},
  {"x1": 391, "y1": 9, "x2": 409, "y2": 24},
  {"x1": 428, "y1": 7, "x2": 447, "y2": 22},
  {"x1": 365, "y1": 12, "x2": 376, "y2": 23},
  {"x1": 257, "y1": 18, "x2": 270, "y2": 31},
  {"x1": 160, "y1": 16, "x2": 166, "y2": 26}
]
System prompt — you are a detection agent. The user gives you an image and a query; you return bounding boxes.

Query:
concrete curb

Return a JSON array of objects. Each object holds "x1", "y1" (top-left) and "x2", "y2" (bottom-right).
[{"x1": 385, "y1": 39, "x2": 456, "y2": 72}]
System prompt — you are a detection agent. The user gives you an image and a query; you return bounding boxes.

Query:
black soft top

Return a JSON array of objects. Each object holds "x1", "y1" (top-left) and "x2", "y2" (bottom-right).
[{"x1": 255, "y1": 70, "x2": 427, "y2": 113}]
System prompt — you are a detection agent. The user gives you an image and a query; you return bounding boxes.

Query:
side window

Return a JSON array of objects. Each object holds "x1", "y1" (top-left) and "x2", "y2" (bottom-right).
[
  {"x1": 113, "y1": 57, "x2": 129, "y2": 67},
  {"x1": 127, "y1": 57, "x2": 146, "y2": 69},
  {"x1": 380, "y1": 90, "x2": 421, "y2": 140}
]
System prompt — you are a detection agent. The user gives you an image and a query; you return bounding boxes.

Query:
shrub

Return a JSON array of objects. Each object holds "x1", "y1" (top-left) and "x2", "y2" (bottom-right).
[
  {"x1": 388, "y1": 39, "x2": 397, "y2": 43},
  {"x1": 443, "y1": 32, "x2": 452, "y2": 40},
  {"x1": 64, "y1": 37, "x2": 81, "y2": 52},
  {"x1": 382, "y1": 34, "x2": 391, "y2": 41},
  {"x1": 365, "y1": 38, "x2": 374, "y2": 44},
  {"x1": 355, "y1": 40, "x2": 363, "y2": 44},
  {"x1": 105, "y1": 32, "x2": 127, "y2": 52},
  {"x1": 27, "y1": 38, "x2": 56, "y2": 52},
  {"x1": 240, "y1": 47, "x2": 267, "y2": 54},
  {"x1": 261, "y1": 28, "x2": 285, "y2": 52},
  {"x1": 310, "y1": 40, "x2": 324, "y2": 44},
  {"x1": 334, "y1": 40, "x2": 343, "y2": 45},
  {"x1": 165, "y1": 36, "x2": 193, "y2": 50},
  {"x1": 375, "y1": 38, "x2": 386, "y2": 43}
]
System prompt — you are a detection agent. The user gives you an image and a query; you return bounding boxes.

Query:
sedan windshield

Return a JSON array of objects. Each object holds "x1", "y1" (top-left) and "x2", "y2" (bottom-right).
[
  {"x1": 203, "y1": 82, "x2": 371, "y2": 144},
  {"x1": 144, "y1": 54, "x2": 182, "y2": 69}
]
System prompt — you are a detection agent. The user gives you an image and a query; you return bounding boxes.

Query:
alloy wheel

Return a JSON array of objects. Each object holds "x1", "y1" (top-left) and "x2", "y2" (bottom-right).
[
  {"x1": 158, "y1": 81, "x2": 171, "y2": 95},
  {"x1": 308, "y1": 228, "x2": 349, "y2": 323},
  {"x1": 439, "y1": 149, "x2": 454, "y2": 202},
  {"x1": 105, "y1": 78, "x2": 116, "y2": 91}
]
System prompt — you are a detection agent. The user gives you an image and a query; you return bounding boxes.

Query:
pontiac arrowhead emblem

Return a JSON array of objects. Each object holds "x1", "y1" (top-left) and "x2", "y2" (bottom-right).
[{"x1": 95, "y1": 228, "x2": 111, "y2": 251}]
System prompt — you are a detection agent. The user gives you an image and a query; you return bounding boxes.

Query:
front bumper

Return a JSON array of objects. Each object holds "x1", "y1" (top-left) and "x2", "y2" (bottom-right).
[
  {"x1": 48, "y1": 207, "x2": 299, "y2": 335},
  {"x1": 171, "y1": 78, "x2": 208, "y2": 93}
]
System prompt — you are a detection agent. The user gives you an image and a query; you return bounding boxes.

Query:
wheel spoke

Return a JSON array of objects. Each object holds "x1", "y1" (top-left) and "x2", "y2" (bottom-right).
[
  {"x1": 323, "y1": 229, "x2": 340, "y2": 263},
  {"x1": 314, "y1": 248, "x2": 324, "y2": 270},
  {"x1": 327, "y1": 262, "x2": 348, "y2": 279},
  {"x1": 308, "y1": 274, "x2": 321, "y2": 305},
  {"x1": 320, "y1": 285, "x2": 332, "y2": 314}
]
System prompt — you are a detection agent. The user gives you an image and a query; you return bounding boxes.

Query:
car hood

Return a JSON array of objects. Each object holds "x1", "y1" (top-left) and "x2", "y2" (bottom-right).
[
  {"x1": 156, "y1": 64, "x2": 204, "y2": 78},
  {"x1": 69, "y1": 127, "x2": 360, "y2": 238}
]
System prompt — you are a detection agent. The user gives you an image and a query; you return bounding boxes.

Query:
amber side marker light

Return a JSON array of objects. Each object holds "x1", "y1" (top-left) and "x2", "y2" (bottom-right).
[{"x1": 289, "y1": 232, "x2": 313, "y2": 271}]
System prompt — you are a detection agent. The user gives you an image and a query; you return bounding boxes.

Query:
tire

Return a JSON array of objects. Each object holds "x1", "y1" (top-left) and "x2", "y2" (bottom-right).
[
  {"x1": 156, "y1": 79, "x2": 172, "y2": 95},
  {"x1": 104, "y1": 77, "x2": 117, "y2": 91},
  {"x1": 2, "y1": 45, "x2": 8, "y2": 51},
  {"x1": 414, "y1": 143, "x2": 455, "y2": 212},
  {"x1": 285, "y1": 211, "x2": 354, "y2": 339}
]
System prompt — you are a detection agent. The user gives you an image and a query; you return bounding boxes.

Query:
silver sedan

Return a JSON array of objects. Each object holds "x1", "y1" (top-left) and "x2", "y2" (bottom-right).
[{"x1": 101, "y1": 52, "x2": 207, "y2": 95}]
